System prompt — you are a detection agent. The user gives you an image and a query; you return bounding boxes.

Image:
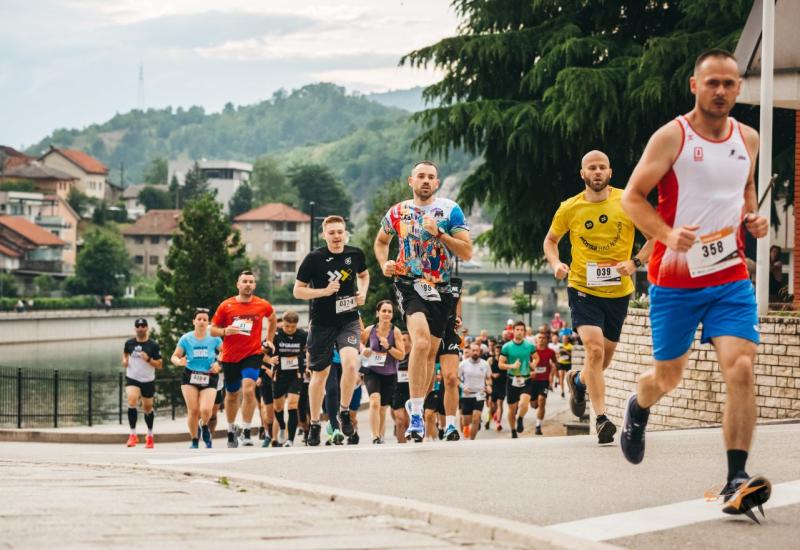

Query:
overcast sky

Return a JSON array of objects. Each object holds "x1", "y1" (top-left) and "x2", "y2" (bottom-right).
[{"x1": 0, "y1": 0, "x2": 459, "y2": 148}]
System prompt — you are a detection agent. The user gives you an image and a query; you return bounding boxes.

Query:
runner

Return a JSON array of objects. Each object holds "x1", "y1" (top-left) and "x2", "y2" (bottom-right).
[
  {"x1": 171, "y1": 308, "x2": 223, "y2": 448},
  {"x1": 556, "y1": 330, "x2": 573, "y2": 398},
  {"x1": 531, "y1": 333, "x2": 557, "y2": 435},
  {"x1": 374, "y1": 160, "x2": 472, "y2": 442},
  {"x1": 620, "y1": 49, "x2": 770, "y2": 521},
  {"x1": 499, "y1": 321, "x2": 535, "y2": 439},
  {"x1": 264, "y1": 310, "x2": 307, "y2": 447},
  {"x1": 458, "y1": 343, "x2": 491, "y2": 440},
  {"x1": 122, "y1": 318, "x2": 163, "y2": 448},
  {"x1": 544, "y1": 149, "x2": 653, "y2": 444},
  {"x1": 257, "y1": 351, "x2": 275, "y2": 447},
  {"x1": 210, "y1": 270, "x2": 277, "y2": 448},
  {"x1": 361, "y1": 300, "x2": 405, "y2": 444},
  {"x1": 391, "y1": 332, "x2": 412, "y2": 443},
  {"x1": 487, "y1": 341, "x2": 506, "y2": 430},
  {"x1": 294, "y1": 215, "x2": 369, "y2": 446},
  {"x1": 437, "y1": 277, "x2": 465, "y2": 441}
]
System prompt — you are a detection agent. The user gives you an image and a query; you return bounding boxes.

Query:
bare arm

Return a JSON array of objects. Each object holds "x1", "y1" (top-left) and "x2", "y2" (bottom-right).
[
  {"x1": 170, "y1": 345, "x2": 187, "y2": 368},
  {"x1": 439, "y1": 230, "x2": 472, "y2": 262},
  {"x1": 264, "y1": 310, "x2": 277, "y2": 352},
  {"x1": 740, "y1": 124, "x2": 768, "y2": 238},
  {"x1": 374, "y1": 229, "x2": 395, "y2": 276},
  {"x1": 356, "y1": 270, "x2": 370, "y2": 305},
  {"x1": 122, "y1": 352, "x2": 129, "y2": 368},
  {"x1": 388, "y1": 327, "x2": 405, "y2": 360},
  {"x1": 616, "y1": 237, "x2": 655, "y2": 277},
  {"x1": 293, "y1": 279, "x2": 338, "y2": 301},
  {"x1": 543, "y1": 230, "x2": 570, "y2": 279}
]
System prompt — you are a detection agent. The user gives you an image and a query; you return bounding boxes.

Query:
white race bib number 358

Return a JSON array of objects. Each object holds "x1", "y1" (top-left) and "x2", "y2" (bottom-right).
[
  {"x1": 686, "y1": 227, "x2": 741, "y2": 278},
  {"x1": 586, "y1": 262, "x2": 621, "y2": 287},
  {"x1": 335, "y1": 296, "x2": 357, "y2": 314},
  {"x1": 413, "y1": 280, "x2": 441, "y2": 302}
]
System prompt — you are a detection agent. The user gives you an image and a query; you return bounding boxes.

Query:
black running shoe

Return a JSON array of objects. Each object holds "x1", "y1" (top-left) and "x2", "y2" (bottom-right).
[
  {"x1": 516, "y1": 417, "x2": 524, "y2": 433},
  {"x1": 307, "y1": 423, "x2": 322, "y2": 447},
  {"x1": 372, "y1": 437, "x2": 383, "y2": 444},
  {"x1": 347, "y1": 432, "x2": 360, "y2": 445},
  {"x1": 511, "y1": 430, "x2": 518, "y2": 439},
  {"x1": 535, "y1": 426, "x2": 543, "y2": 435},
  {"x1": 437, "y1": 428, "x2": 444, "y2": 440},
  {"x1": 721, "y1": 473, "x2": 771, "y2": 523},
  {"x1": 620, "y1": 394, "x2": 648, "y2": 464},
  {"x1": 484, "y1": 420, "x2": 490, "y2": 430},
  {"x1": 339, "y1": 410, "x2": 354, "y2": 436},
  {"x1": 227, "y1": 431, "x2": 238, "y2": 448},
  {"x1": 597, "y1": 418, "x2": 617, "y2": 445},
  {"x1": 566, "y1": 369, "x2": 586, "y2": 418}
]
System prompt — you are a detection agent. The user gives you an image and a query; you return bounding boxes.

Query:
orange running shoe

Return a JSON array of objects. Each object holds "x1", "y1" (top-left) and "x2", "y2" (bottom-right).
[
  {"x1": 463, "y1": 425, "x2": 471, "y2": 438},
  {"x1": 126, "y1": 433, "x2": 138, "y2": 447},
  {"x1": 145, "y1": 434, "x2": 154, "y2": 449}
]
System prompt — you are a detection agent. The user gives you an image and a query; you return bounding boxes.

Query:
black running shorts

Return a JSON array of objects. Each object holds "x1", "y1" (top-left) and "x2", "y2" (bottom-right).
[
  {"x1": 180, "y1": 368, "x2": 218, "y2": 391},
  {"x1": 307, "y1": 320, "x2": 361, "y2": 372},
  {"x1": 460, "y1": 396, "x2": 484, "y2": 416},
  {"x1": 568, "y1": 287, "x2": 631, "y2": 343},
  {"x1": 531, "y1": 380, "x2": 549, "y2": 399},
  {"x1": 393, "y1": 279, "x2": 447, "y2": 339},
  {"x1": 272, "y1": 370, "x2": 302, "y2": 398},
  {"x1": 391, "y1": 381, "x2": 410, "y2": 410},
  {"x1": 491, "y1": 376, "x2": 507, "y2": 401},
  {"x1": 125, "y1": 377, "x2": 155, "y2": 399},
  {"x1": 505, "y1": 377, "x2": 533, "y2": 405},
  {"x1": 364, "y1": 371, "x2": 396, "y2": 407}
]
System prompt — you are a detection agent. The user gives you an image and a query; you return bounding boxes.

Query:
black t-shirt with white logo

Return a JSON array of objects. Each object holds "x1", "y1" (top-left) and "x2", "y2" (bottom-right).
[
  {"x1": 269, "y1": 328, "x2": 308, "y2": 374},
  {"x1": 296, "y1": 245, "x2": 367, "y2": 327}
]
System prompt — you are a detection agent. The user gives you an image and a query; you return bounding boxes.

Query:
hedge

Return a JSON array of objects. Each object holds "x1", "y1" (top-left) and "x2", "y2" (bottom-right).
[{"x1": 0, "y1": 296, "x2": 162, "y2": 312}]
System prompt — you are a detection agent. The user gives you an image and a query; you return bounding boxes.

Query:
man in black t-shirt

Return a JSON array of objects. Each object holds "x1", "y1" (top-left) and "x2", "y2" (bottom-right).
[
  {"x1": 293, "y1": 215, "x2": 369, "y2": 446},
  {"x1": 122, "y1": 318, "x2": 163, "y2": 448}
]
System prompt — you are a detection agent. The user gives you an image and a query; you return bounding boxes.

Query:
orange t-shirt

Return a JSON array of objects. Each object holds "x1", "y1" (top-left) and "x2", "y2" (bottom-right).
[{"x1": 212, "y1": 296, "x2": 274, "y2": 363}]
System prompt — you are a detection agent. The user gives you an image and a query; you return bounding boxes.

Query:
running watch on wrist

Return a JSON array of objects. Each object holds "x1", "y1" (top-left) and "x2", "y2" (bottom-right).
[{"x1": 632, "y1": 257, "x2": 642, "y2": 268}]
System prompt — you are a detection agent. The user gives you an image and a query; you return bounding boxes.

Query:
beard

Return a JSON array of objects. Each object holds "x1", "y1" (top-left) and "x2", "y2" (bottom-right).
[
  {"x1": 583, "y1": 176, "x2": 609, "y2": 192},
  {"x1": 415, "y1": 186, "x2": 433, "y2": 199}
]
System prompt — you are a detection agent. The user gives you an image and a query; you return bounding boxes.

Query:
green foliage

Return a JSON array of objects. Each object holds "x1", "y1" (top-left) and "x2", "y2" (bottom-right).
[
  {"x1": 182, "y1": 162, "x2": 212, "y2": 205},
  {"x1": 403, "y1": 0, "x2": 794, "y2": 264},
  {"x1": 91, "y1": 202, "x2": 128, "y2": 225},
  {"x1": 155, "y1": 194, "x2": 246, "y2": 354},
  {"x1": 289, "y1": 163, "x2": 352, "y2": 218},
  {"x1": 353, "y1": 179, "x2": 409, "y2": 326},
  {"x1": 0, "y1": 295, "x2": 160, "y2": 311},
  {"x1": 0, "y1": 180, "x2": 37, "y2": 192},
  {"x1": 67, "y1": 188, "x2": 91, "y2": 218},
  {"x1": 33, "y1": 274, "x2": 59, "y2": 294},
  {"x1": 228, "y1": 182, "x2": 253, "y2": 219},
  {"x1": 67, "y1": 230, "x2": 132, "y2": 297},
  {"x1": 511, "y1": 290, "x2": 537, "y2": 317},
  {"x1": 143, "y1": 157, "x2": 168, "y2": 185},
  {"x1": 250, "y1": 157, "x2": 299, "y2": 207},
  {"x1": 138, "y1": 186, "x2": 173, "y2": 211},
  {"x1": 0, "y1": 273, "x2": 19, "y2": 298}
]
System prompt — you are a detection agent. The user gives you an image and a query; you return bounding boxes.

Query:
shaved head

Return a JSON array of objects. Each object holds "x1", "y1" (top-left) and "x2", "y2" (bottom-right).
[
  {"x1": 579, "y1": 150, "x2": 612, "y2": 193},
  {"x1": 581, "y1": 150, "x2": 610, "y2": 169}
]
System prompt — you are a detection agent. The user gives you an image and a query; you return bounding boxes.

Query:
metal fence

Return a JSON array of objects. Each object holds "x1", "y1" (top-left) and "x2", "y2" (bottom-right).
[{"x1": 0, "y1": 366, "x2": 185, "y2": 428}]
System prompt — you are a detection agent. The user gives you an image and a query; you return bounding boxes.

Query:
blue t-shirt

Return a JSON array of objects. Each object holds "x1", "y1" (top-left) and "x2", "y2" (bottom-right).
[{"x1": 178, "y1": 332, "x2": 223, "y2": 373}]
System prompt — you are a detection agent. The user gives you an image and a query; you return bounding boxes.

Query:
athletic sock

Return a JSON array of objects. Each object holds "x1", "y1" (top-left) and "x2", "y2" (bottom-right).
[
  {"x1": 445, "y1": 415, "x2": 456, "y2": 428},
  {"x1": 410, "y1": 398, "x2": 424, "y2": 416},
  {"x1": 596, "y1": 414, "x2": 608, "y2": 423},
  {"x1": 311, "y1": 419, "x2": 320, "y2": 426},
  {"x1": 536, "y1": 419, "x2": 541, "y2": 427},
  {"x1": 127, "y1": 407, "x2": 137, "y2": 431},
  {"x1": 288, "y1": 409, "x2": 298, "y2": 441},
  {"x1": 144, "y1": 411, "x2": 154, "y2": 434},
  {"x1": 727, "y1": 449, "x2": 749, "y2": 482},
  {"x1": 630, "y1": 397, "x2": 650, "y2": 422},
  {"x1": 275, "y1": 410, "x2": 286, "y2": 430},
  {"x1": 227, "y1": 423, "x2": 235, "y2": 434}
]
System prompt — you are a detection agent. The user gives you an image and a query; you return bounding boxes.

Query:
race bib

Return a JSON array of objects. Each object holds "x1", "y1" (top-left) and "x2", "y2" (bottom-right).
[
  {"x1": 586, "y1": 262, "x2": 621, "y2": 287},
  {"x1": 367, "y1": 352, "x2": 387, "y2": 367},
  {"x1": 686, "y1": 227, "x2": 741, "y2": 278},
  {"x1": 464, "y1": 390, "x2": 487, "y2": 401},
  {"x1": 335, "y1": 296, "x2": 357, "y2": 314},
  {"x1": 413, "y1": 280, "x2": 441, "y2": 302},
  {"x1": 232, "y1": 318, "x2": 253, "y2": 336},
  {"x1": 511, "y1": 376, "x2": 526, "y2": 388},
  {"x1": 192, "y1": 348, "x2": 209, "y2": 359},
  {"x1": 535, "y1": 366, "x2": 547, "y2": 374},
  {"x1": 189, "y1": 372, "x2": 210, "y2": 385},
  {"x1": 280, "y1": 356, "x2": 299, "y2": 370},
  {"x1": 397, "y1": 370, "x2": 409, "y2": 383}
]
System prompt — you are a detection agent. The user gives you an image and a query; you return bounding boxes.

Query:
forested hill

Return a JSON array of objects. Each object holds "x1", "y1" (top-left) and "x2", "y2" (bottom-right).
[{"x1": 24, "y1": 83, "x2": 472, "y2": 193}]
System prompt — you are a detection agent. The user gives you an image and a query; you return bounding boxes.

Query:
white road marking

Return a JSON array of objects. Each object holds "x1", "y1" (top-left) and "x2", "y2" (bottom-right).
[{"x1": 548, "y1": 479, "x2": 800, "y2": 541}]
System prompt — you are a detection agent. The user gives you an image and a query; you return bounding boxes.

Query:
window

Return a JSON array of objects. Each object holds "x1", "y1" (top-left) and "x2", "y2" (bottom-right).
[
  {"x1": 287, "y1": 222, "x2": 297, "y2": 231},
  {"x1": 150, "y1": 256, "x2": 158, "y2": 265},
  {"x1": 263, "y1": 243, "x2": 271, "y2": 252},
  {"x1": 134, "y1": 255, "x2": 144, "y2": 265},
  {"x1": 286, "y1": 242, "x2": 296, "y2": 252},
  {"x1": 134, "y1": 236, "x2": 144, "y2": 244},
  {"x1": 150, "y1": 236, "x2": 160, "y2": 244}
]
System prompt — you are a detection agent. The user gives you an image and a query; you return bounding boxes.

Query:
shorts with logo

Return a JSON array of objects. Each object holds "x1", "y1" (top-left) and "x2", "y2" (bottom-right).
[
  {"x1": 125, "y1": 377, "x2": 155, "y2": 399},
  {"x1": 505, "y1": 377, "x2": 533, "y2": 405},
  {"x1": 221, "y1": 353, "x2": 263, "y2": 393},
  {"x1": 531, "y1": 380, "x2": 549, "y2": 399},
  {"x1": 308, "y1": 320, "x2": 361, "y2": 372},
  {"x1": 180, "y1": 368, "x2": 219, "y2": 390},
  {"x1": 364, "y1": 371, "x2": 396, "y2": 407},
  {"x1": 568, "y1": 287, "x2": 631, "y2": 342},
  {"x1": 438, "y1": 324, "x2": 462, "y2": 357},
  {"x1": 460, "y1": 395, "x2": 485, "y2": 416},
  {"x1": 393, "y1": 279, "x2": 448, "y2": 339},
  {"x1": 392, "y1": 381, "x2": 410, "y2": 410},
  {"x1": 491, "y1": 376, "x2": 507, "y2": 401},
  {"x1": 272, "y1": 370, "x2": 303, "y2": 398},
  {"x1": 649, "y1": 279, "x2": 759, "y2": 361},
  {"x1": 424, "y1": 388, "x2": 445, "y2": 415}
]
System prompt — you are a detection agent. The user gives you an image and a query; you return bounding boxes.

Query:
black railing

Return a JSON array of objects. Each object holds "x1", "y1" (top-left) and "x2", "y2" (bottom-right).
[{"x1": 0, "y1": 366, "x2": 185, "y2": 428}]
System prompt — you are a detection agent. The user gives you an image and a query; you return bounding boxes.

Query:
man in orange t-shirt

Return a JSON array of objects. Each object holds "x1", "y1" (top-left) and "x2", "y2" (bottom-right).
[{"x1": 211, "y1": 270, "x2": 277, "y2": 447}]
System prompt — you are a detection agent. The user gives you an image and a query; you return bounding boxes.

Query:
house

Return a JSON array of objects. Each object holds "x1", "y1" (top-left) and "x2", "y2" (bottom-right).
[
  {"x1": 234, "y1": 203, "x2": 311, "y2": 285},
  {"x1": 0, "y1": 216, "x2": 68, "y2": 278},
  {"x1": 121, "y1": 209, "x2": 181, "y2": 277},
  {"x1": 168, "y1": 159, "x2": 252, "y2": 213},
  {"x1": 122, "y1": 183, "x2": 171, "y2": 220},
  {"x1": 0, "y1": 161, "x2": 78, "y2": 200},
  {"x1": 38, "y1": 146, "x2": 108, "y2": 201},
  {"x1": 105, "y1": 179, "x2": 124, "y2": 203},
  {"x1": 0, "y1": 146, "x2": 33, "y2": 172}
]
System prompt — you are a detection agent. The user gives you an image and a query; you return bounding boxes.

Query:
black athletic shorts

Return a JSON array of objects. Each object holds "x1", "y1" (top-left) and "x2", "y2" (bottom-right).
[
  {"x1": 491, "y1": 376, "x2": 507, "y2": 401},
  {"x1": 272, "y1": 370, "x2": 302, "y2": 399},
  {"x1": 257, "y1": 372, "x2": 274, "y2": 405},
  {"x1": 438, "y1": 323, "x2": 461, "y2": 357},
  {"x1": 506, "y1": 377, "x2": 533, "y2": 405},
  {"x1": 568, "y1": 287, "x2": 631, "y2": 343},
  {"x1": 298, "y1": 383, "x2": 310, "y2": 422},
  {"x1": 531, "y1": 380, "x2": 549, "y2": 399},
  {"x1": 221, "y1": 353, "x2": 263, "y2": 393},
  {"x1": 180, "y1": 368, "x2": 219, "y2": 391},
  {"x1": 424, "y1": 389, "x2": 445, "y2": 415},
  {"x1": 460, "y1": 396, "x2": 485, "y2": 416},
  {"x1": 307, "y1": 320, "x2": 361, "y2": 372},
  {"x1": 364, "y1": 371, "x2": 396, "y2": 407},
  {"x1": 393, "y1": 279, "x2": 448, "y2": 339},
  {"x1": 557, "y1": 362, "x2": 571, "y2": 372},
  {"x1": 125, "y1": 377, "x2": 155, "y2": 399},
  {"x1": 215, "y1": 388, "x2": 224, "y2": 406},
  {"x1": 392, "y1": 381, "x2": 410, "y2": 410}
]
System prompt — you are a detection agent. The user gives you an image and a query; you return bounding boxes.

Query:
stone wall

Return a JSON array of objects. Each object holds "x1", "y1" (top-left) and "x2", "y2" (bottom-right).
[{"x1": 574, "y1": 309, "x2": 800, "y2": 430}]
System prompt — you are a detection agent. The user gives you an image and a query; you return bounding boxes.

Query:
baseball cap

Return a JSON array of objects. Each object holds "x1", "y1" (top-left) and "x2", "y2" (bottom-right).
[{"x1": 134, "y1": 318, "x2": 148, "y2": 327}]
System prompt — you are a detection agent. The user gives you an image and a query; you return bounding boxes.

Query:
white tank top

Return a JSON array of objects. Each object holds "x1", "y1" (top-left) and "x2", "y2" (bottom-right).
[{"x1": 648, "y1": 115, "x2": 751, "y2": 288}]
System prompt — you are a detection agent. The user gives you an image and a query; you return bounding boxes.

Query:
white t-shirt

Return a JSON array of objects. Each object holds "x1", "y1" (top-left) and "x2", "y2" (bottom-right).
[{"x1": 458, "y1": 358, "x2": 490, "y2": 396}]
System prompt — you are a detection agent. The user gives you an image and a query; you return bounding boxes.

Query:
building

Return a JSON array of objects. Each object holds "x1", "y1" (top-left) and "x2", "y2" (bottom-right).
[
  {"x1": 0, "y1": 216, "x2": 68, "y2": 279},
  {"x1": 38, "y1": 146, "x2": 108, "y2": 201},
  {"x1": 121, "y1": 183, "x2": 171, "y2": 220},
  {"x1": 0, "y1": 161, "x2": 78, "y2": 200},
  {"x1": 168, "y1": 159, "x2": 252, "y2": 213},
  {"x1": 234, "y1": 203, "x2": 311, "y2": 285},
  {"x1": 121, "y1": 209, "x2": 181, "y2": 277},
  {"x1": 0, "y1": 146, "x2": 33, "y2": 172}
]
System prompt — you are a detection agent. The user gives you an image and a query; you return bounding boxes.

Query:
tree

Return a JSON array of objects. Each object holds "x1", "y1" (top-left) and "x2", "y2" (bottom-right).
[
  {"x1": 0, "y1": 273, "x2": 19, "y2": 298},
  {"x1": 143, "y1": 157, "x2": 168, "y2": 185},
  {"x1": 168, "y1": 174, "x2": 180, "y2": 208},
  {"x1": 289, "y1": 163, "x2": 352, "y2": 217},
  {"x1": 182, "y1": 162, "x2": 212, "y2": 205},
  {"x1": 67, "y1": 188, "x2": 91, "y2": 218},
  {"x1": 402, "y1": 1, "x2": 794, "y2": 264},
  {"x1": 228, "y1": 182, "x2": 253, "y2": 219},
  {"x1": 138, "y1": 186, "x2": 173, "y2": 211},
  {"x1": 33, "y1": 274, "x2": 59, "y2": 295},
  {"x1": 67, "y1": 230, "x2": 132, "y2": 296},
  {"x1": 250, "y1": 157, "x2": 299, "y2": 207},
  {"x1": 155, "y1": 193, "x2": 247, "y2": 355}
]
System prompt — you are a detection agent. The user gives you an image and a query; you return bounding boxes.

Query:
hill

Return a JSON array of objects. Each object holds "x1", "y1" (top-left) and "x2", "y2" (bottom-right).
[{"x1": 366, "y1": 87, "x2": 427, "y2": 113}]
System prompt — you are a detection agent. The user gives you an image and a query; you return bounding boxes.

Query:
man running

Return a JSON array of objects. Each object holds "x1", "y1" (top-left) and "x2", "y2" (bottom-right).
[
  {"x1": 264, "y1": 310, "x2": 307, "y2": 447},
  {"x1": 620, "y1": 49, "x2": 770, "y2": 521},
  {"x1": 122, "y1": 318, "x2": 163, "y2": 448},
  {"x1": 374, "y1": 160, "x2": 472, "y2": 442},
  {"x1": 556, "y1": 330, "x2": 573, "y2": 398},
  {"x1": 531, "y1": 333, "x2": 557, "y2": 435},
  {"x1": 499, "y1": 321, "x2": 535, "y2": 439},
  {"x1": 294, "y1": 215, "x2": 369, "y2": 446},
  {"x1": 458, "y1": 343, "x2": 491, "y2": 440},
  {"x1": 211, "y1": 270, "x2": 277, "y2": 448},
  {"x1": 544, "y1": 150, "x2": 652, "y2": 444},
  {"x1": 488, "y1": 340, "x2": 507, "y2": 430}
]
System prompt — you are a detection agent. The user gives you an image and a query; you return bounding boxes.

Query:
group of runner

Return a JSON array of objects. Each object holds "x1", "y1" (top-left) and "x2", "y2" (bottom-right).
[{"x1": 122, "y1": 48, "x2": 770, "y2": 521}]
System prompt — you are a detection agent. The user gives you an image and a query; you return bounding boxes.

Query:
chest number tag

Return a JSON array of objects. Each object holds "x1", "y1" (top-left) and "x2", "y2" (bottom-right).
[
  {"x1": 280, "y1": 356, "x2": 299, "y2": 370},
  {"x1": 189, "y1": 372, "x2": 210, "y2": 386},
  {"x1": 686, "y1": 227, "x2": 741, "y2": 278},
  {"x1": 367, "y1": 352, "x2": 387, "y2": 367},
  {"x1": 335, "y1": 296, "x2": 357, "y2": 314},
  {"x1": 586, "y1": 262, "x2": 622, "y2": 287},
  {"x1": 413, "y1": 280, "x2": 441, "y2": 302},
  {"x1": 511, "y1": 376, "x2": 526, "y2": 388},
  {"x1": 232, "y1": 318, "x2": 253, "y2": 336},
  {"x1": 397, "y1": 369, "x2": 409, "y2": 383}
]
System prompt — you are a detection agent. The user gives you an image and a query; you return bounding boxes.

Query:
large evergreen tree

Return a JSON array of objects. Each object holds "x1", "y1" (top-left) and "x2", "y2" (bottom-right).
[
  {"x1": 182, "y1": 162, "x2": 212, "y2": 205},
  {"x1": 228, "y1": 181, "x2": 254, "y2": 219},
  {"x1": 250, "y1": 157, "x2": 299, "y2": 207},
  {"x1": 138, "y1": 186, "x2": 173, "y2": 211},
  {"x1": 143, "y1": 157, "x2": 168, "y2": 185},
  {"x1": 403, "y1": 0, "x2": 793, "y2": 264},
  {"x1": 289, "y1": 163, "x2": 352, "y2": 218},
  {"x1": 155, "y1": 194, "x2": 246, "y2": 354}
]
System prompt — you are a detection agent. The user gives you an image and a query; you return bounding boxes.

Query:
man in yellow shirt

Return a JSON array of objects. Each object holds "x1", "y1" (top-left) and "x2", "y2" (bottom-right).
[{"x1": 543, "y1": 150, "x2": 652, "y2": 444}]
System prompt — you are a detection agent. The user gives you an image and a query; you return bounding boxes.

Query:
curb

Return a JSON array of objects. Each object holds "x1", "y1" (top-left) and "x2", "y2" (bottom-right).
[{"x1": 0, "y1": 428, "x2": 229, "y2": 444}]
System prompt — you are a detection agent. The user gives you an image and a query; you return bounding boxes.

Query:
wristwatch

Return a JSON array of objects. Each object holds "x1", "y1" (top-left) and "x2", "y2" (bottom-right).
[
  {"x1": 632, "y1": 257, "x2": 642, "y2": 268},
  {"x1": 436, "y1": 226, "x2": 445, "y2": 238}
]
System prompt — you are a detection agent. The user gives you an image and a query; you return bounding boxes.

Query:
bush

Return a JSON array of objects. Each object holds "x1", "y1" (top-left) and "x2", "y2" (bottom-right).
[{"x1": 0, "y1": 295, "x2": 161, "y2": 311}]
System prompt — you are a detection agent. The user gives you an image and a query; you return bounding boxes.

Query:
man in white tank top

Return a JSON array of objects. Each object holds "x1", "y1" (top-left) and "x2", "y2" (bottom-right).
[{"x1": 620, "y1": 49, "x2": 770, "y2": 522}]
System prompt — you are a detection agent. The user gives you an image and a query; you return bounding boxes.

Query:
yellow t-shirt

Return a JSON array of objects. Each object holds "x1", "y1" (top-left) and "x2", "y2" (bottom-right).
[{"x1": 549, "y1": 187, "x2": 635, "y2": 298}]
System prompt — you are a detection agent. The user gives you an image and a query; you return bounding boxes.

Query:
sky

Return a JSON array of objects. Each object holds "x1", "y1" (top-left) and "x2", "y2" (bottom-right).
[{"x1": 0, "y1": 0, "x2": 460, "y2": 148}]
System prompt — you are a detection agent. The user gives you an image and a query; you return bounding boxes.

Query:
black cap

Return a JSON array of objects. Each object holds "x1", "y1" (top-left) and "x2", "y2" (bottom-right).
[{"x1": 134, "y1": 318, "x2": 148, "y2": 327}]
